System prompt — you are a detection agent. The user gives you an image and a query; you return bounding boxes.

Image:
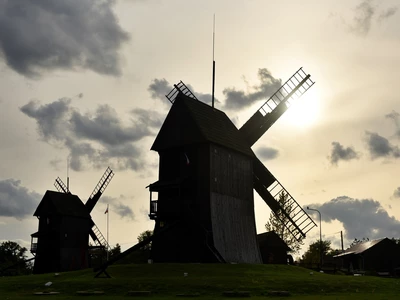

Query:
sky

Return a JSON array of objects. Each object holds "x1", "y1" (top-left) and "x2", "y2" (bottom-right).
[{"x1": 0, "y1": 0, "x2": 400, "y2": 258}]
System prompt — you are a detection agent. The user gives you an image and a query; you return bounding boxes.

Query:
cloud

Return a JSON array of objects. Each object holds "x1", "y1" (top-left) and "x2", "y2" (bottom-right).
[
  {"x1": 0, "y1": 179, "x2": 41, "y2": 220},
  {"x1": 255, "y1": 146, "x2": 279, "y2": 161},
  {"x1": 328, "y1": 142, "x2": 360, "y2": 165},
  {"x1": 21, "y1": 98, "x2": 161, "y2": 171},
  {"x1": 350, "y1": 0, "x2": 375, "y2": 36},
  {"x1": 222, "y1": 68, "x2": 281, "y2": 110},
  {"x1": 393, "y1": 187, "x2": 400, "y2": 199},
  {"x1": 378, "y1": 7, "x2": 398, "y2": 22},
  {"x1": 148, "y1": 78, "x2": 218, "y2": 106},
  {"x1": 148, "y1": 79, "x2": 172, "y2": 102},
  {"x1": 364, "y1": 131, "x2": 400, "y2": 159},
  {"x1": 348, "y1": 0, "x2": 397, "y2": 36},
  {"x1": 0, "y1": 0, "x2": 129, "y2": 78},
  {"x1": 102, "y1": 195, "x2": 134, "y2": 220},
  {"x1": 71, "y1": 105, "x2": 152, "y2": 145},
  {"x1": 385, "y1": 110, "x2": 400, "y2": 138},
  {"x1": 20, "y1": 98, "x2": 71, "y2": 141},
  {"x1": 306, "y1": 196, "x2": 400, "y2": 240}
]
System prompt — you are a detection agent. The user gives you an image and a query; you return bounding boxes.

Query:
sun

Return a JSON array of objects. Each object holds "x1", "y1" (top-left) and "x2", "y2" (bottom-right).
[{"x1": 283, "y1": 88, "x2": 321, "y2": 128}]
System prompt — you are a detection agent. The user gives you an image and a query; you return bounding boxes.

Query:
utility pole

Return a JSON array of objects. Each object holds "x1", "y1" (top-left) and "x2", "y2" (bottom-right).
[{"x1": 340, "y1": 231, "x2": 344, "y2": 252}]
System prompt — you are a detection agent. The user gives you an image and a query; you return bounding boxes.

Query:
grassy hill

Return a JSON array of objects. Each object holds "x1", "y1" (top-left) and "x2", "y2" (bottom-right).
[{"x1": 0, "y1": 263, "x2": 399, "y2": 299}]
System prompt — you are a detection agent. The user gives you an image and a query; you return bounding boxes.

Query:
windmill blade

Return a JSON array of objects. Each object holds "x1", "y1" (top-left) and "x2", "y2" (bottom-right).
[
  {"x1": 165, "y1": 81, "x2": 198, "y2": 104},
  {"x1": 85, "y1": 167, "x2": 114, "y2": 213},
  {"x1": 54, "y1": 177, "x2": 69, "y2": 193},
  {"x1": 89, "y1": 221, "x2": 110, "y2": 251},
  {"x1": 240, "y1": 68, "x2": 315, "y2": 146},
  {"x1": 253, "y1": 157, "x2": 316, "y2": 241}
]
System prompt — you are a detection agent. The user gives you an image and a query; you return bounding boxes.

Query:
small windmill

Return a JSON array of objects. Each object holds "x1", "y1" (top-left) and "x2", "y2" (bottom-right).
[
  {"x1": 147, "y1": 68, "x2": 317, "y2": 263},
  {"x1": 30, "y1": 167, "x2": 114, "y2": 274}
]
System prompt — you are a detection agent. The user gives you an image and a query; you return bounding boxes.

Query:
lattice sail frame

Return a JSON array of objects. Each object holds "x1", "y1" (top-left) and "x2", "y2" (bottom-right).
[
  {"x1": 257, "y1": 67, "x2": 314, "y2": 116},
  {"x1": 165, "y1": 81, "x2": 198, "y2": 104},
  {"x1": 267, "y1": 180, "x2": 317, "y2": 241}
]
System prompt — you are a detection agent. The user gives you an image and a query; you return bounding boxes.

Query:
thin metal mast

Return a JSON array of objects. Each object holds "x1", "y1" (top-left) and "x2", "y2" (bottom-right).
[
  {"x1": 67, "y1": 156, "x2": 69, "y2": 192},
  {"x1": 212, "y1": 14, "x2": 216, "y2": 108}
]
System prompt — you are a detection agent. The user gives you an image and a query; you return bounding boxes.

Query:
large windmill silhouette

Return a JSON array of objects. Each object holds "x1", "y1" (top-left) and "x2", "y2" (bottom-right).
[
  {"x1": 30, "y1": 167, "x2": 114, "y2": 273},
  {"x1": 146, "y1": 67, "x2": 317, "y2": 263}
]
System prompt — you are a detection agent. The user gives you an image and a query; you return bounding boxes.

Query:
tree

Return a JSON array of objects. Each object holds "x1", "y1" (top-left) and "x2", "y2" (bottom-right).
[
  {"x1": 265, "y1": 191, "x2": 304, "y2": 253},
  {"x1": 108, "y1": 243, "x2": 121, "y2": 260},
  {"x1": 349, "y1": 237, "x2": 369, "y2": 248},
  {"x1": 0, "y1": 241, "x2": 31, "y2": 276},
  {"x1": 300, "y1": 239, "x2": 332, "y2": 266},
  {"x1": 137, "y1": 230, "x2": 153, "y2": 251}
]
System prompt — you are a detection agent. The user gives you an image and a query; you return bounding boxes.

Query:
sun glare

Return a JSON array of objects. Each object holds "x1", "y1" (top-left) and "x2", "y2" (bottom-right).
[{"x1": 283, "y1": 88, "x2": 320, "y2": 128}]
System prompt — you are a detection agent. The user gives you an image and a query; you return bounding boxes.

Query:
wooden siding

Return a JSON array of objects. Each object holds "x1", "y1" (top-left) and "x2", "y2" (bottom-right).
[
  {"x1": 211, "y1": 193, "x2": 261, "y2": 263},
  {"x1": 210, "y1": 144, "x2": 261, "y2": 263},
  {"x1": 210, "y1": 145, "x2": 253, "y2": 198}
]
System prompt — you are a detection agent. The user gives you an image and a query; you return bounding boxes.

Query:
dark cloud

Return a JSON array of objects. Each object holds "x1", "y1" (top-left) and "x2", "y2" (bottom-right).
[
  {"x1": 348, "y1": 0, "x2": 398, "y2": 36},
  {"x1": 71, "y1": 105, "x2": 151, "y2": 145},
  {"x1": 21, "y1": 99, "x2": 158, "y2": 171},
  {"x1": 20, "y1": 98, "x2": 71, "y2": 141},
  {"x1": 0, "y1": 179, "x2": 41, "y2": 220},
  {"x1": 148, "y1": 79, "x2": 219, "y2": 106},
  {"x1": 393, "y1": 187, "x2": 400, "y2": 199},
  {"x1": 328, "y1": 142, "x2": 360, "y2": 165},
  {"x1": 0, "y1": 0, "x2": 129, "y2": 77},
  {"x1": 306, "y1": 196, "x2": 400, "y2": 240},
  {"x1": 102, "y1": 195, "x2": 134, "y2": 220},
  {"x1": 385, "y1": 110, "x2": 400, "y2": 138},
  {"x1": 131, "y1": 108, "x2": 165, "y2": 129},
  {"x1": 148, "y1": 79, "x2": 171, "y2": 102},
  {"x1": 222, "y1": 68, "x2": 282, "y2": 110},
  {"x1": 256, "y1": 146, "x2": 279, "y2": 161},
  {"x1": 364, "y1": 131, "x2": 400, "y2": 159}
]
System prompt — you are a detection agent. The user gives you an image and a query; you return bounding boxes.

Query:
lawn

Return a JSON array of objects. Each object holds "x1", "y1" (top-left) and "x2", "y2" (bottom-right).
[{"x1": 0, "y1": 264, "x2": 399, "y2": 299}]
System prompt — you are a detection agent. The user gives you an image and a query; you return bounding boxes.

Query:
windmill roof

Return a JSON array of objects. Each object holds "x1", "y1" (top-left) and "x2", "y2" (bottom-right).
[
  {"x1": 334, "y1": 238, "x2": 387, "y2": 258},
  {"x1": 33, "y1": 190, "x2": 90, "y2": 219},
  {"x1": 151, "y1": 93, "x2": 254, "y2": 157}
]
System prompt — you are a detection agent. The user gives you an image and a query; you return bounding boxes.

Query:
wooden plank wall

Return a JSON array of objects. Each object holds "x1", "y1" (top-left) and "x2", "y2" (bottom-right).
[{"x1": 210, "y1": 144, "x2": 261, "y2": 263}]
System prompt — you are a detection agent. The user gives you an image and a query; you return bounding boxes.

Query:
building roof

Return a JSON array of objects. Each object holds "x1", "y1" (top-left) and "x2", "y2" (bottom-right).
[
  {"x1": 257, "y1": 231, "x2": 292, "y2": 252},
  {"x1": 33, "y1": 190, "x2": 90, "y2": 219},
  {"x1": 334, "y1": 238, "x2": 387, "y2": 258},
  {"x1": 151, "y1": 93, "x2": 254, "y2": 157}
]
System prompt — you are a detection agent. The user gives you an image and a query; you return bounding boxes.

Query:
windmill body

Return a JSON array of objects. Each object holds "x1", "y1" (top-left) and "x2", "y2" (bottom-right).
[
  {"x1": 31, "y1": 168, "x2": 114, "y2": 274},
  {"x1": 148, "y1": 68, "x2": 317, "y2": 264},
  {"x1": 149, "y1": 93, "x2": 261, "y2": 263},
  {"x1": 31, "y1": 191, "x2": 91, "y2": 274}
]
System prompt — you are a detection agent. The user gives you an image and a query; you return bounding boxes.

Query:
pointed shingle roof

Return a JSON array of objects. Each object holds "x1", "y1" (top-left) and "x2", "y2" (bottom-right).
[{"x1": 151, "y1": 93, "x2": 254, "y2": 157}]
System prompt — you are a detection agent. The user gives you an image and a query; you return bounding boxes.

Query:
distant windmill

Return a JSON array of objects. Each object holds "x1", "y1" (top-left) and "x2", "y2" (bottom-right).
[
  {"x1": 147, "y1": 68, "x2": 317, "y2": 263},
  {"x1": 30, "y1": 167, "x2": 114, "y2": 274}
]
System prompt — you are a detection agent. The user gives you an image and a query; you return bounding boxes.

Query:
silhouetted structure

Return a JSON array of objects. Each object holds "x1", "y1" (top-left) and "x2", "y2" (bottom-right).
[
  {"x1": 31, "y1": 168, "x2": 114, "y2": 274},
  {"x1": 257, "y1": 231, "x2": 291, "y2": 264},
  {"x1": 334, "y1": 237, "x2": 400, "y2": 275},
  {"x1": 148, "y1": 70, "x2": 317, "y2": 263}
]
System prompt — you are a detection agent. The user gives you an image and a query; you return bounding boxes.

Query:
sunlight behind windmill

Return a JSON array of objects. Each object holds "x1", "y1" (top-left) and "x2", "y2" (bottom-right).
[{"x1": 146, "y1": 67, "x2": 316, "y2": 263}]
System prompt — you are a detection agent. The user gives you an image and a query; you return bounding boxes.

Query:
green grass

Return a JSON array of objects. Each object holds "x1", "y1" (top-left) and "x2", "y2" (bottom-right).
[{"x1": 0, "y1": 264, "x2": 399, "y2": 299}]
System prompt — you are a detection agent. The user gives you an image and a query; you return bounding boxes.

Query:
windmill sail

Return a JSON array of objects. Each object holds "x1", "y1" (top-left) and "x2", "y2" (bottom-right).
[
  {"x1": 166, "y1": 81, "x2": 198, "y2": 104},
  {"x1": 54, "y1": 177, "x2": 69, "y2": 193},
  {"x1": 85, "y1": 167, "x2": 114, "y2": 213},
  {"x1": 89, "y1": 223, "x2": 110, "y2": 250},
  {"x1": 240, "y1": 67, "x2": 315, "y2": 146},
  {"x1": 253, "y1": 157, "x2": 316, "y2": 241}
]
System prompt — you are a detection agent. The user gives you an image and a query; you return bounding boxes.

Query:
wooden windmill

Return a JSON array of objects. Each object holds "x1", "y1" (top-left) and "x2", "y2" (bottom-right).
[
  {"x1": 30, "y1": 167, "x2": 114, "y2": 274},
  {"x1": 147, "y1": 68, "x2": 317, "y2": 263}
]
